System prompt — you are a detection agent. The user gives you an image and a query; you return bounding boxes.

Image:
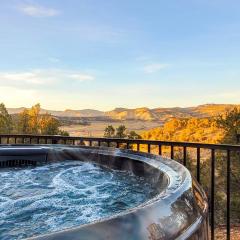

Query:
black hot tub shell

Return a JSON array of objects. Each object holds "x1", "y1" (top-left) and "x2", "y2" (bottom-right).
[{"x1": 0, "y1": 145, "x2": 209, "y2": 240}]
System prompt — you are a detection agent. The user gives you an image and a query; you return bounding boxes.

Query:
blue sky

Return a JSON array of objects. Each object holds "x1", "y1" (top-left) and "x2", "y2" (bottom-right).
[{"x1": 0, "y1": 0, "x2": 239, "y2": 110}]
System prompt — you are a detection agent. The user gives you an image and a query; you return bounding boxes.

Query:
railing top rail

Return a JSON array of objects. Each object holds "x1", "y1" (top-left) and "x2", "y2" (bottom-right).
[{"x1": 0, "y1": 134, "x2": 240, "y2": 151}]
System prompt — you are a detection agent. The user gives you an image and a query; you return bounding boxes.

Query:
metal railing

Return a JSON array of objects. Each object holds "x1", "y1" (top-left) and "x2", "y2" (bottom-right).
[{"x1": 0, "y1": 134, "x2": 239, "y2": 240}]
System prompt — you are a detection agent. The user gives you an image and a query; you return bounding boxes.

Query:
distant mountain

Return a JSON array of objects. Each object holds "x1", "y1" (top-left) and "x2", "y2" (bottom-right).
[
  {"x1": 7, "y1": 104, "x2": 239, "y2": 122},
  {"x1": 7, "y1": 108, "x2": 105, "y2": 118},
  {"x1": 57, "y1": 109, "x2": 105, "y2": 117},
  {"x1": 7, "y1": 107, "x2": 26, "y2": 115},
  {"x1": 151, "y1": 104, "x2": 239, "y2": 122},
  {"x1": 106, "y1": 107, "x2": 156, "y2": 121},
  {"x1": 106, "y1": 104, "x2": 239, "y2": 121}
]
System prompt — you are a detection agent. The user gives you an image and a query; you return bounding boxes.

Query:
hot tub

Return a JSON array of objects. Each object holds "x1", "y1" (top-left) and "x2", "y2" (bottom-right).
[{"x1": 0, "y1": 145, "x2": 209, "y2": 240}]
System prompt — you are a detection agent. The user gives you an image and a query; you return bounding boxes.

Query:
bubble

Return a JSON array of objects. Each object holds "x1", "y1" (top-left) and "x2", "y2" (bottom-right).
[{"x1": 0, "y1": 161, "x2": 154, "y2": 240}]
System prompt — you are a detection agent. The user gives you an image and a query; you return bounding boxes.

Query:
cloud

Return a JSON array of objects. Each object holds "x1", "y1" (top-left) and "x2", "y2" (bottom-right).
[
  {"x1": 18, "y1": 4, "x2": 60, "y2": 17},
  {"x1": 143, "y1": 63, "x2": 169, "y2": 74},
  {"x1": 0, "y1": 69, "x2": 94, "y2": 89}
]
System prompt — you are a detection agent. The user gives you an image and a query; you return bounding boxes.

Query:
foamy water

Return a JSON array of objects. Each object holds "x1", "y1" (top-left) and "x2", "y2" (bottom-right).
[{"x1": 0, "y1": 161, "x2": 153, "y2": 240}]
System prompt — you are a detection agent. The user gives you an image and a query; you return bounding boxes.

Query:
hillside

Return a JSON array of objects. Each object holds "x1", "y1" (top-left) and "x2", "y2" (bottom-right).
[
  {"x1": 141, "y1": 117, "x2": 224, "y2": 144},
  {"x1": 105, "y1": 107, "x2": 156, "y2": 121},
  {"x1": 151, "y1": 104, "x2": 239, "y2": 122},
  {"x1": 7, "y1": 108, "x2": 105, "y2": 118},
  {"x1": 7, "y1": 104, "x2": 239, "y2": 122},
  {"x1": 58, "y1": 109, "x2": 105, "y2": 117}
]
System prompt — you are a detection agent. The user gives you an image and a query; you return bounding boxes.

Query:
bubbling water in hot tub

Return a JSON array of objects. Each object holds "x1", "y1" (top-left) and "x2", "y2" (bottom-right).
[
  {"x1": 0, "y1": 145, "x2": 209, "y2": 240},
  {"x1": 0, "y1": 160, "x2": 155, "y2": 240}
]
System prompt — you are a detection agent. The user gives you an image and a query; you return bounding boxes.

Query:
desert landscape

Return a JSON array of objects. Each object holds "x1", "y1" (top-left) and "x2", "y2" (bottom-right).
[{"x1": 7, "y1": 103, "x2": 239, "y2": 137}]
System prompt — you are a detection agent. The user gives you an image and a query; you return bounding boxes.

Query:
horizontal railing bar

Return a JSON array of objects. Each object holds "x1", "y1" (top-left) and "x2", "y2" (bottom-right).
[{"x1": 0, "y1": 134, "x2": 240, "y2": 151}]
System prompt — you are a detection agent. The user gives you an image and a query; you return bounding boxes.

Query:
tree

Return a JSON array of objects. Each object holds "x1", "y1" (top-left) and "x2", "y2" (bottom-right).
[
  {"x1": 216, "y1": 107, "x2": 240, "y2": 144},
  {"x1": 104, "y1": 125, "x2": 115, "y2": 138},
  {"x1": 0, "y1": 103, "x2": 13, "y2": 133},
  {"x1": 58, "y1": 130, "x2": 70, "y2": 136},
  {"x1": 216, "y1": 107, "x2": 240, "y2": 224},
  {"x1": 39, "y1": 114, "x2": 61, "y2": 135},
  {"x1": 18, "y1": 109, "x2": 31, "y2": 134},
  {"x1": 115, "y1": 125, "x2": 127, "y2": 138},
  {"x1": 28, "y1": 103, "x2": 41, "y2": 134},
  {"x1": 17, "y1": 103, "x2": 68, "y2": 136},
  {"x1": 128, "y1": 131, "x2": 142, "y2": 140}
]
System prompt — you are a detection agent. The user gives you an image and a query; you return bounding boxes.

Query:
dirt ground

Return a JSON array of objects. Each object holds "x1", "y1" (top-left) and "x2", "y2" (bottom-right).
[
  {"x1": 215, "y1": 226, "x2": 240, "y2": 239},
  {"x1": 61, "y1": 120, "x2": 162, "y2": 137}
]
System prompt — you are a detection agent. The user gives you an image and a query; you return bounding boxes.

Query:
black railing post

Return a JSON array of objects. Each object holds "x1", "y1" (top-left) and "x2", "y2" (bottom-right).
[
  {"x1": 158, "y1": 145, "x2": 162, "y2": 155},
  {"x1": 197, "y1": 147, "x2": 201, "y2": 183},
  {"x1": 211, "y1": 149, "x2": 215, "y2": 240},
  {"x1": 137, "y1": 143, "x2": 140, "y2": 152},
  {"x1": 226, "y1": 150, "x2": 231, "y2": 240},
  {"x1": 171, "y1": 145, "x2": 174, "y2": 159},
  {"x1": 183, "y1": 146, "x2": 187, "y2": 166},
  {"x1": 147, "y1": 144, "x2": 151, "y2": 153}
]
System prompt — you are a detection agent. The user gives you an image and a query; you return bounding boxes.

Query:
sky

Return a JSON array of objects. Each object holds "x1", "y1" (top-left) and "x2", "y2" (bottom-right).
[{"x1": 0, "y1": 0, "x2": 240, "y2": 111}]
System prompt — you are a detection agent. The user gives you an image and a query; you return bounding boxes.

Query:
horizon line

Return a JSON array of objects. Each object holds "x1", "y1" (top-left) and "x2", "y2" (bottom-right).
[{"x1": 4, "y1": 102, "x2": 240, "y2": 112}]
